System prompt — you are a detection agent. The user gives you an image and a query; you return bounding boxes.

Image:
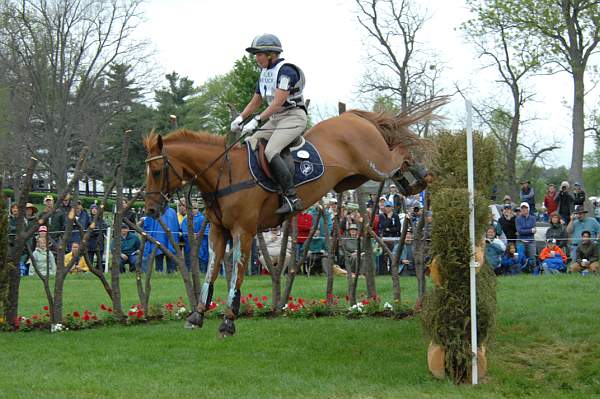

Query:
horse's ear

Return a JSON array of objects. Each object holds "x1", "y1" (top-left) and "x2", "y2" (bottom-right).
[{"x1": 157, "y1": 135, "x2": 163, "y2": 151}]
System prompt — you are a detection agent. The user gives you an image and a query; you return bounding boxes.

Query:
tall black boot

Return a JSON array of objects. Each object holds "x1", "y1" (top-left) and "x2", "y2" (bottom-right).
[{"x1": 269, "y1": 154, "x2": 303, "y2": 214}]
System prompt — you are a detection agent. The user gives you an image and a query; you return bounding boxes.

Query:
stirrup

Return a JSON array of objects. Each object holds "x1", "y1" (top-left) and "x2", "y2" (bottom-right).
[{"x1": 275, "y1": 196, "x2": 303, "y2": 215}]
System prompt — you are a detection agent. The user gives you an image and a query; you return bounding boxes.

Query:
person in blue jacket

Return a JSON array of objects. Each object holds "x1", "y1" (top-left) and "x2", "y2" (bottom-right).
[
  {"x1": 500, "y1": 242, "x2": 527, "y2": 275},
  {"x1": 142, "y1": 205, "x2": 179, "y2": 273},
  {"x1": 515, "y1": 202, "x2": 537, "y2": 272},
  {"x1": 181, "y1": 204, "x2": 210, "y2": 273}
]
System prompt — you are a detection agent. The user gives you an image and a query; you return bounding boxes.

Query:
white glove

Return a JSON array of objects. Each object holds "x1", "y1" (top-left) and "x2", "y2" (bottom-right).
[
  {"x1": 242, "y1": 116, "x2": 260, "y2": 134},
  {"x1": 230, "y1": 115, "x2": 243, "y2": 132}
]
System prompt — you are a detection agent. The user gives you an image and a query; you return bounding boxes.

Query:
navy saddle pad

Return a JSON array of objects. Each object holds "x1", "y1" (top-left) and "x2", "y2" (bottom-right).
[{"x1": 246, "y1": 139, "x2": 324, "y2": 193}]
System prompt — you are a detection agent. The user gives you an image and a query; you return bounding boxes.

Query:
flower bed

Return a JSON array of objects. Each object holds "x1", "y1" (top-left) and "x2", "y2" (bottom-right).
[{"x1": 1, "y1": 295, "x2": 414, "y2": 332}]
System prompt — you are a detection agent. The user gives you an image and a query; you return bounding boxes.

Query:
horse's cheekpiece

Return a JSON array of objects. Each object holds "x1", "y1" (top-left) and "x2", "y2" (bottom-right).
[{"x1": 246, "y1": 140, "x2": 324, "y2": 193}]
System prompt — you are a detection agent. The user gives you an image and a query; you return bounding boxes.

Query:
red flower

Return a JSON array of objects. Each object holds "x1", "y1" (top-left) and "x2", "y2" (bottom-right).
[
  {"x1": 298, "y1": 298, "x2": 304, "y2": 305},
  {"x1": 100, "y1": 304, "x2": 107, "y2": 311},
  {"x1": 256, "y1": 302, "x2": 264, "y2": 309},
  {"x1": 107, "y1": 307, "x2": 113, "y2": 313},
  {"x1": 241, "y1": 298, "x2": 247, "y2": 304},
  {"x1": 32, "y1": 314, "x2": 39, "y2": 320},
  {"x1": 73, "y1": 311, "x2": 80, "y2": 318},
  {"x1": 137, "y1": 310, "x2": 144, "y2": 319},
  {"x1": 25, "y1": 319, "x2": 32, "y2": 326},
  {"x1": 253, "y1": 296, "x2": 259, "y2": 303},
  {"x1": 43, "y1": 305, "x2": 49, "y2": 311},
  {"x1": 327, "y1": 293, "x2": 334, "y2": 300},
  {"x1": 288, "y1": 296, "x2": 293, "y2": 301},
  {"x1": 84, "y1": 310, "x2": 91, "y2": 316},
  {"x1": 165, "y1": 303, "x2": 174, "y2": 311},
  {"x1": 247, "y1": 293, "x2": 253, "y2": 298},
  {"x1": 83, "y1": 314, "x2": 90, "y2": 321},
  {"x1": 261, "y1": 295, "x2": 267, "y2": 302},
  {"x1": 361, "y1": 299, "x2": 370, "y2": 305},
  {"x1": 209, "y1": 302, "x2": 217, "y2": 310},
  {"x1": 91, "y1": 315, "x2": 98, "y2": 321}
]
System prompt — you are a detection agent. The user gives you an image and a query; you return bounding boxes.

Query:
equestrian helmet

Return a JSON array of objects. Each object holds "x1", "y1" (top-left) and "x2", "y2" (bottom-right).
[{"x1": 246, "y1": 34, "x2": 283, "y2": 54}]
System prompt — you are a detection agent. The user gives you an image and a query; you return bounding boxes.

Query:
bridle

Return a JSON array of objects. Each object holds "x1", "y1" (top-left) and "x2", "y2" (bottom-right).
[{"x1": 144, "y1": 147, "x2": 185, "y2": 212}]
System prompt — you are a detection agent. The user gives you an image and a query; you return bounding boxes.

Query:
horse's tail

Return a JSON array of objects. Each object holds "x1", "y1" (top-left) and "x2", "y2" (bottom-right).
[{"x1": 347, "y1": 97, "x2": 447, "y2": 152}]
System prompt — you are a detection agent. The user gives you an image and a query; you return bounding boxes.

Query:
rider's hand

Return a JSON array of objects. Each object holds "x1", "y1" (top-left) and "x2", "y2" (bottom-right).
[
  {"x1": 230, "y1": 115, "x2": 243, "y2": 132},
  {"x1": 242, "y1": 115, "x2": 260, "y2": 134}
]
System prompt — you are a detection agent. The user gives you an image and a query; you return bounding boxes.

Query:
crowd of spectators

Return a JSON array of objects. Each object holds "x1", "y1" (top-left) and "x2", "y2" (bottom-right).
[{"x1": 8, "y1": 178, "x2": 599, "y2": 279}]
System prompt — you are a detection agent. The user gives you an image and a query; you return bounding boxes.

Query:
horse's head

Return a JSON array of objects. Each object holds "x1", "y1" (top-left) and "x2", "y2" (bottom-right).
[{"x1": 143, "y1": 134, "x2": 184, "y2": 218}]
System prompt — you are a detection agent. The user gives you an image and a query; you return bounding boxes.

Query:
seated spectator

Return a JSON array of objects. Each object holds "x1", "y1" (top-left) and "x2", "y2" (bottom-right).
[
  {"x1": 119, "y1": 224, "x2": 141, "y2": 273},
  {"x1": 485, "y1": 226, "x2": 506, "y2": 274},
  {"x1": 64, "y1": 242, "x2": 90, "y2": 273},
  {"x1": 341, "y1": 224, "x2": 361, "y2": 275},
  {"x1": 545, "y1": 212, "x2": 568, "y2": 253},
  {"x1": 538, "y1": 238, "x2": 567, "y2": 274},
  {"x1": 569, "y1": 230, "x2": 599, "y2": 274},
  {"x1": 566, "y1": 205, "x2": 600, "y2": 261},
  {"x1": 500, "y1": 243, "x2": 526, "y2": 275},
  {"x1": 516, "y1": 202, "x2": 537, "y2": 272},
  {"x1": 31, "y1": 236, "x2": 56, "y2": 277}
]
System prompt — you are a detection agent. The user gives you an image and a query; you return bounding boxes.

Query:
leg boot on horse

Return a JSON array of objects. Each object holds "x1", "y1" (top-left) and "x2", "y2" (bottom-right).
[{"x1": 269, "y1": 153, "x2": 303, "y2": 214}]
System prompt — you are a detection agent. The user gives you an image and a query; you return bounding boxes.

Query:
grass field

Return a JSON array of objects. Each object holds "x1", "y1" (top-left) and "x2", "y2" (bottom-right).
[{"x1": 2, "y1": 273, "x2": 600, "y2": 398}]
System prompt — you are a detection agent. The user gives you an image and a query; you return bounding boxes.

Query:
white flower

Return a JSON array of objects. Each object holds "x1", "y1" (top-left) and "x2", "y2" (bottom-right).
[
  {"x1": 282, "y1": 304, "x2": 289, "y2": 310},
  {"x1": 383, "y1": 302, "x2": 393, "y2": 311},
  {"x1": 51, "y1": 323, "x2": 64, "y2": 333},
  {"x1": 349, "y1": 303, "x2": 364, "y2": 313},
  {"x1": 129, "y1": 306, "x2": 138, "y2": 313},
  {"x1": 177, "y1": 307, "x2": 187, "y2": 314}
]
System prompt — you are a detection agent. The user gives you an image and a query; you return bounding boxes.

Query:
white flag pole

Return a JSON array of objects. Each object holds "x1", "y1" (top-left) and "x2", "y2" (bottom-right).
[{"x1": 465, "y1": 100, "x2": 479, "y2": 385}]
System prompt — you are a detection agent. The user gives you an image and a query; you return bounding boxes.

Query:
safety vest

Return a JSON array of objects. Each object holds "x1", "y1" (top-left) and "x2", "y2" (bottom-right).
[{"x1": 259, "y1": 61, "x2": 305, "y2": 109}]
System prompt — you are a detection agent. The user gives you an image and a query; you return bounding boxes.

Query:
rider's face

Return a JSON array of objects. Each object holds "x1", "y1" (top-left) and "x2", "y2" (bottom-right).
[{"x1": 254, "y1": 52, "x2": 271, "y2": 68}]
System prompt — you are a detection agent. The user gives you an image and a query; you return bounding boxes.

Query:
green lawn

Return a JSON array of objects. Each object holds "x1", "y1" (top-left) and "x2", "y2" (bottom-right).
[{"x1": 2, "y1": 273, "x2": 600, "y2": 398}]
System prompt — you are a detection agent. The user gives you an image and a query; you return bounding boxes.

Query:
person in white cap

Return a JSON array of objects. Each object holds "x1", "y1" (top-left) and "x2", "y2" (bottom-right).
[
  {"x1": 515, "y1": 201, "x2": 537, "y2": 272},
  {"x1": 386, "y1": 184, "x2": 403, "y2": 213}
]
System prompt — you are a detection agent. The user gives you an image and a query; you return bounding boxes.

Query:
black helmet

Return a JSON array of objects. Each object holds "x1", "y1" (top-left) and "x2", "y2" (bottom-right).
[{"x1": 246, "y1": 34, "x2": 283, "y2": 54}]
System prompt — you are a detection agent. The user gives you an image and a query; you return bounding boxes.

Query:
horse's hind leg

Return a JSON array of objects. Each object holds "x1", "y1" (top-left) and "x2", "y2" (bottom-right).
[
  {"x1": 186, "y1": 224, "x2": 227, "y2": 329},
  {"x1": 218, "y1": 229, "x2": 253, "y2": 338}
]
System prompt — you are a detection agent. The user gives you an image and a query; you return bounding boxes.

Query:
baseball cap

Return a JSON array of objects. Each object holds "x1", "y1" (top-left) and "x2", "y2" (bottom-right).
[
  {"x1": 379, "y1": 196, "x2": 387, "y2": 201},
  {"x1": 90, "y1": 203, "x2": 98, "y2": 209},
  {"x1": 44, "y1": 195, "x2": 54, "y2": 201},
  {"x1": 384, "y1": 201, "x2": 393, "y2": 207},
  {"x1": 546, "y1": 238, "x2": 556, "y2": 245},
  {"x1": 574, "y1": 205, "x2": 587, "y2": 214},
  {"x1": 519, "y1": 202, "x2": 530, "y2": 209}
]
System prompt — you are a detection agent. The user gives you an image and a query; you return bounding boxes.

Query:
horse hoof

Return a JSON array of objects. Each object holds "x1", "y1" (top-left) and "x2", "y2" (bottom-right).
[
  {"x1": 218, "y1": 318, "x2": 235, "y2": 338},
  {"x1": 186, "y1": 311, "x2": 204, "y2": 328}
]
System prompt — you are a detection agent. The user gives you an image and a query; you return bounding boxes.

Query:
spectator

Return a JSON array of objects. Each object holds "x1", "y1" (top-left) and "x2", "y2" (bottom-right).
[
  {"x1": 546, "y1": 212, "x2": 568, "y2": 253},
  {"x1": 177, "y1": 199, "x2": 187, "y2": 226},
  {"x1": 181, "y1": 203, "x2": 210, "y2": 273},
  {"x1": 485, "y1": 226, "x2": 506, "y2": 274},
  {"x1": 307, "y1": 228, "x2": 326, "y2": 275},
  {"x1": 118, "y1": 224, "x2": 141, "y2": 273},
  {"x1": 122, "y1": 199, "x2": 137, "y2": 225},
  {"x1": 515, "y1": 202, "x2": 537, "y2": 272},
  {"x1": 569, "y1": 230, "x2": 599, "y2": 273},
  {"x1": 502, "y1": 195, "x2": 515, "y2": 209},
  {"x1": 32, "y1": 236, "x2": 56, "y2": 277},
  {"x1": 543, "y1": 184, "x2": 559, "y2": 218},
  {"x1": 399, "y1": 230, "x2": 415, "y2": 276},
  {"x1": 500, "y1": 243, "x2": 526, "y2": 275},
  {"x1": 488, "y1": 210, "x2": 505, "y2": 243},
  {"x1": 378, "y1": 201, "x2": 401, "y2": 274},
  {"x1": 387, "y1": 184, "x2": 404, "y2": 214},
  {"x1": 309, "y1": 205, "x2": 332, "y2": 237},
  {"x1": 572, "y1": 182, "x2": 586, "y2": 207},
  {"x1": 556, "y1": 181, "x2": 574, "y2": 223},
  {"x1": 519, "y1": 180, "x2": 536, "y2": 214},
  {"x1": 25, "y1": 203, "x2": 37, "y2": 224},
  {"x1": 341, "y1": 224, "x2": 362, "y2": 275},
  {"x1": 87, "y1": 204, "x2": 107, "y2": 270},
  {"x1": 70, "y1": 200, "x2": 90, "y2": 247},
  {"x1": 141, "y1": 206, "x2": 179, "y2": 273},
  {"x1": 538, "y1": 238, "x2": 567, "y2": 274},
  {"x1": 566, "y1": 205, "x2": 600, "y2": 261},
  {"x1": 498, "y1": 205, "x2": 517, "y2": 243},
  {"x1": 377, "y1": 196, "x2": 386, "y2": 214},
  {"x1": 367, "y1": 193, "x2": 378, "y2": 209},
  {"x1": 296, "y1": 210, "x2": 313, "y2": 261},
  {"x1": 594, "y1": 200, "x2": 600, "y2": 223},
  {"x1": 64, "y1": 242, "x2": 90, "y2": 273}
]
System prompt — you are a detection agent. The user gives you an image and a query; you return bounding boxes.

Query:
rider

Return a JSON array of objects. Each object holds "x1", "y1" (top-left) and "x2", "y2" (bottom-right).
[{"x1": 231, "y1": 33, "x2": 308, "y2": 215}]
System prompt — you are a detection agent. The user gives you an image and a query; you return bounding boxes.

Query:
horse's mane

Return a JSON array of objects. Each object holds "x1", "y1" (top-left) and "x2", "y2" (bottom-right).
[
  {"x1": 143, "y1": 129, "x2": 226, "y2": 150},
  {"x1": 346, "y1": 97, "x2": 447, "y2": 151}
]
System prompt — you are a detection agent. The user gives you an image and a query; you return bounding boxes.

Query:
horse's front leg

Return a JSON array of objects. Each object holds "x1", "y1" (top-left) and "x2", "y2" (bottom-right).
[
  {"x1": 218, "y1": 229, "x2": 253, "y2": 338},
  {"x1": 185, "y1": 224, "x2": 227, "y2": 329}
]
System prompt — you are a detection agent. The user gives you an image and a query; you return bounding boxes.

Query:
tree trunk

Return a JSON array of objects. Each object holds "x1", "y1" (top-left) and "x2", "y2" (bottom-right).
[{"x1": 570, "y1": 68, "x2": 585, "y2": 185}]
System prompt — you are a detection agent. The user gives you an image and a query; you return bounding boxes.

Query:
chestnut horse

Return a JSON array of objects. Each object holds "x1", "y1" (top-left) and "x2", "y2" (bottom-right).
[{"x1": 143, "y1": 102, "x2": 440, "y2": 337}]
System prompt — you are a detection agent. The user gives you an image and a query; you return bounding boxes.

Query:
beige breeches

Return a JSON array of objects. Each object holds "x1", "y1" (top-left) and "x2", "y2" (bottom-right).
[{"x1": 252, "y1": 107, "x2": 308, "y2": 162}]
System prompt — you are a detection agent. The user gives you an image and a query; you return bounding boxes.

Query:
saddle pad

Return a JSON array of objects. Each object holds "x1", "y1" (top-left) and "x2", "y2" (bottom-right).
[{"x1": 246, "y1": 140, "x2": 324, "y2": 193}]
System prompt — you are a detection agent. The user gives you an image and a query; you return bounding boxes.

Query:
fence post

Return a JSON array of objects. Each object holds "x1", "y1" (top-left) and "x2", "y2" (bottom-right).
[{"x1": 104, "y1": 226, "x2": 112, "y2": 273}]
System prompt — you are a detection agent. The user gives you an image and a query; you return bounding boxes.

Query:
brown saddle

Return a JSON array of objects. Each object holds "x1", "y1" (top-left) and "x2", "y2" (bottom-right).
[{"x1": 255, "y1": 138, "x2": 299, "y2": 180}]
